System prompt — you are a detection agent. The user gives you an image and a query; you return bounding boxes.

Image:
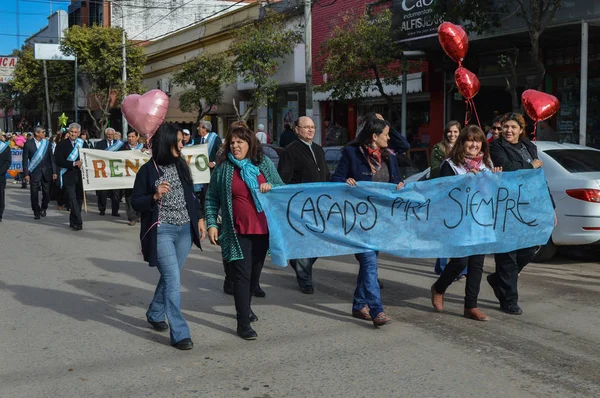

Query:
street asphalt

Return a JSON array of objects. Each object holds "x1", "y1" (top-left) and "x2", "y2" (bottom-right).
[{"x1": 1, "y1": 183, "x2": 599, "y2": 397}]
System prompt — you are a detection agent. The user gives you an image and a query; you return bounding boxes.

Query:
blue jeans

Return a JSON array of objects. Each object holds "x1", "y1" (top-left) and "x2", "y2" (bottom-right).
[
  {"x1": 353, "y1": 251, "x2": 383, "y2": 318},
  {"x1": 147, "y1": 222, "x2": 192, "y2": 344}
]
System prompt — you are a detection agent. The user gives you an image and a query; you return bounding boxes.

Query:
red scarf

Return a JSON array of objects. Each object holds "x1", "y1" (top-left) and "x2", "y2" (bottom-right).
[
  {"x1": 364, "y1": 146, "x2": 382, "y2": 173},
  {"x1": 464, "y1": 153, "x2": 484, "y2": 172}
]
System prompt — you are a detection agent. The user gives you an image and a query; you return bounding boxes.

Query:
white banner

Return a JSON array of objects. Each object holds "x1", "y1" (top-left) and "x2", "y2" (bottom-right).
[{"x1": 80, "y1": 146, "x2": 210, "y2": 191}]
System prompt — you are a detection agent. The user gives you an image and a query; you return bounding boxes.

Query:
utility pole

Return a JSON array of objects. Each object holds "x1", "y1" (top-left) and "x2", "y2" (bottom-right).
[
  {"x1": 304, "y1": 0, "x2": 313, "y2": 118},
  {"x1": 111, "y1": 1, "x2": 128, "y2": 134},
  {"x1": 42, "y1": 60, "x2": 52, "y2": 135}
]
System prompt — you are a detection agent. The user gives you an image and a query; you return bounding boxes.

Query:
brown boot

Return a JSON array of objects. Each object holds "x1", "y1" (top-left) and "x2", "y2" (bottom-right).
[
  {"x1": 431, "y1": 284, "x2": 444, "y2": 312},
  {"x1": 464, "y1": 307, "x2": 489, "y2": 321},
  {"x1": 372, "y1": 312, "x2": 391, "y2": 327}
]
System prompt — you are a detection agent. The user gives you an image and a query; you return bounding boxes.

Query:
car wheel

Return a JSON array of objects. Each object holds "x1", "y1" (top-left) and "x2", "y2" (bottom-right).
[{"x1": 532, "y1": 239, "x2": 557, "y2": 262}]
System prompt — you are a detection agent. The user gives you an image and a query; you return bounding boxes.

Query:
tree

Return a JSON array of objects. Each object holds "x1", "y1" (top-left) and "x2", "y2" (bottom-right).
[
  {"x1": 442, "y1": 0, "x2": 563, "y2": 105},
  {"x1": 229, "y1": 12, "x2": 303, "y2": 122},
  {"x1": 61, "y1": 25, "x2": 146, "y2": 136},
  {"x1": 172, "y1": 52, "x2": 236, "y2": 125},
  {"x1": 316, "y1": 9, "x2": 409, "y2": 120},
  {"x1": 9, "y1": 45, "x2": 75, "y2": 127}
]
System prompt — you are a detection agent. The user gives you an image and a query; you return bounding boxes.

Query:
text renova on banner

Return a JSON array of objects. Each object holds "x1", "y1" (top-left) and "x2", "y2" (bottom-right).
[
  {"x1": 257, "y1": 169, "x2": 555, "y2": 266},
  {"x1": 80, "y1": 146, "x2": 210, "y2": 191}
]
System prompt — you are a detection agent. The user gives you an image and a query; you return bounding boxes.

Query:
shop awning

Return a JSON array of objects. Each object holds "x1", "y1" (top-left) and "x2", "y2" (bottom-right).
[{"x1": 313, "y1": 72, "x2": 423, "y2": 102}]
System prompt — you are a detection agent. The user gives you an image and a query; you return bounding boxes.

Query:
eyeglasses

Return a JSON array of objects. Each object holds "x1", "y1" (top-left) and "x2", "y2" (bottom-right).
[{"x1": 297, "y1": 125, "x2": 315, "y2": 130}]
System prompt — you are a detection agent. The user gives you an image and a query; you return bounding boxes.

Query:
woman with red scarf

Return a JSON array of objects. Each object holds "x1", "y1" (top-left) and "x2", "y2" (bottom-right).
[
  {"x1": 332, "y1": 117, "x2": 404, "y2": 327},
  {"x1": 430, "y1": 125, "x2": 502, "y2": 321}
]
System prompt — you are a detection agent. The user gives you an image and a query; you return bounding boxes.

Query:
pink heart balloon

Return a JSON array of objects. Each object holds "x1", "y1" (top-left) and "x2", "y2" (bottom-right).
[{"x1": 121, "y1": 89, "x2": 169, "y2": 138}]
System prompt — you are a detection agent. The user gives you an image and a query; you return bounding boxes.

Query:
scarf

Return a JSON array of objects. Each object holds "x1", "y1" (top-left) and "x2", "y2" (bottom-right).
[
  {"x1": 364, "y1": 145, "x2": 382, "y2": 173},
  {"x1": 464, "y1": 153, "x2": 484, "y2": 172},
  {"x1": 228, "y1": 152, "x2": 263, "y2": 212}
]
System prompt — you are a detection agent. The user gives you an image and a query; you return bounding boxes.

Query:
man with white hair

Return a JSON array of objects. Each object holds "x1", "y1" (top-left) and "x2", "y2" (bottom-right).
[
  {"x1": 54, "y1": 123, "x2": 88, "y2": 230},
  {"x1": 255, "y1": 124, "x2": 267, "y2": 144},
  {"x1": 22, "y1": 126, "x2": 56, "y2": 219},
  {"x1": 194, "y1": 120, "x2": 222, "y2": 203},
  {"x1": 95, "y1": 127, "x2": 123, "y2": 216}
]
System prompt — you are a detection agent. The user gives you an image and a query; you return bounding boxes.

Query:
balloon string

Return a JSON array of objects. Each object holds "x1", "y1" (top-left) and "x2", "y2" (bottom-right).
[
  {"x1": 471, "y1": 99, "x2": 482, "y2": 129},
  {"x1": 464, "y1": 100, "x2": 471, "y2": 125},
  {"x1": 464, "y1": 99, "x2": 482, "y2": 129}
]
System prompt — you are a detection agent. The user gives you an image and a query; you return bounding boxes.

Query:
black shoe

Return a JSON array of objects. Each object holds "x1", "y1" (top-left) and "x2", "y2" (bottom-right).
[
  {"x1": 40, "y1": 210, "x2": 46, "y2": 217},
  {"x1": 112, "y1": 213, "x2": 120, "y2": 217},
  {"x1": 237, "y1": 324, "x2": 257, "y2": 340},
  {"x1": 223, "y1": 280, "x2": 233, "y2": 296},
  {"x1": 148, "y1": 319, "x2": 169, "y2": 332},
  {"x1": 74, "y1": 225, "x2": 83, "y2": 231},
  {"x1": 487, "y1": 274, "x2": 501, "y2": 302},
  {"x1": 300, "y1": 285, "x2": 314, "y2": 294},
  {"x1": 172, "y1": 338, "x2": 193, "y2": 350},
  {"x1": 99, "y1": 210, "x2": 105, "y2": 216},
  {"x1": 34, "y1": 214, "x2": 41, "y2": 220},
  {"x1": 249, "y1": 310, "x2": 258, "y2": 323},
  {"x1": 501, "y1": 303, "x2": 523, "y2": 315},
  {"x1": 254, "y1": 284, "x2": 266, "y2": 298},
  {"x1": 378, "y1": 279, "x2": 384, "y2": 289}
]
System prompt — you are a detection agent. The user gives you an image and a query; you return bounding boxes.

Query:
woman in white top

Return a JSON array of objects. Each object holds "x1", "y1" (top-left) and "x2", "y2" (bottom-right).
[{"x1": 430, "y1": 125, "x2": 502, "y2": 321}]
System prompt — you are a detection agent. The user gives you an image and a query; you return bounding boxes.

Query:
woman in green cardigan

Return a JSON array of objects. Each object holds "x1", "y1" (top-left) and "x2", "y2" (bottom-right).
[
  {"x1": 430, "y1": 120, "x2": 461, "y2": 179},
  {"x1": 205, "y1": 125, "x2": 284, "y2": 340}
]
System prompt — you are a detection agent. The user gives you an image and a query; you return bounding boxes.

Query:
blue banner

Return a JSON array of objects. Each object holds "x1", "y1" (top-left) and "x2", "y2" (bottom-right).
[{"x1": 257, "y1": 169, "x2": 555, "y2": 267}]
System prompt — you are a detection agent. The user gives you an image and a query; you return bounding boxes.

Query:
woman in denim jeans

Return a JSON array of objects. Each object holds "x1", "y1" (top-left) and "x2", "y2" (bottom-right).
[
  {"x1": 132, "y1": 124, "x2": 206, "y2": 350},
  {"x1": 332, "y1": 116, "x2": 404, "y2": 327}
]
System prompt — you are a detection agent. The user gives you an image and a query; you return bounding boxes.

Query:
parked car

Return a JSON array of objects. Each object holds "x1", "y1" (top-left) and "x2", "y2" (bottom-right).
[
  {"x1": 262, "y1": 144, "x2": 283, "y2": 168},
  {"x1": 533, "y1": 141, "x2": 600, "y2": 261}
]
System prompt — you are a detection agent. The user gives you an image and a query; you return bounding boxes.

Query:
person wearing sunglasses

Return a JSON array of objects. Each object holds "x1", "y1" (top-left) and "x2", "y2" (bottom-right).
[{"x1": 487, "y1": 115, "x2": 504, "y2": 142}]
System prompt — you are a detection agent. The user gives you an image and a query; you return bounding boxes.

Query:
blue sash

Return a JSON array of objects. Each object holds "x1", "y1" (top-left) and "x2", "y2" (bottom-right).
[
  {"x1": 185, "y1": 141, "x2": 195, "y2": 147},
  {"x1": 28, "y1": 139, "x2": 49, "y2": 172},
  {"x1": 194, "y1": 132, "x2": 218, "y2": 192},
  {"x1": 106, "y1": 140, "x2": 124, "y2": 151},
  {"x1": 60, "y1": 138, "x2": 84, "y2": 188},
  {"x1": 0, "y1": 141, "x2": 8, "y2": 155},
  {"x1": 129, "y1": 143, "x2": 143, "y2": 150}
]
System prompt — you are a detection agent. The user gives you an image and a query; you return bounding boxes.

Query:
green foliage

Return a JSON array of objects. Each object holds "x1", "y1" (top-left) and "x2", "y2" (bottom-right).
[
  {"x1": 61, "y1": 25, "x2": 146, "y2": 134},
  {"x1": 437, "y1": 0, "x2": 504, "y2": 34},
  {"x1": 230, "y1": 12, "x2": 303, "y2": 121},
  {"x1": 172, "y1": 52, "x2": 236, "y2": 124},
  {"x1": 316, "y1": 9, "x2": 407, "y2": 107},
  {"x1": 9, "y1": 44, "x2": 74, "y2": 125}
]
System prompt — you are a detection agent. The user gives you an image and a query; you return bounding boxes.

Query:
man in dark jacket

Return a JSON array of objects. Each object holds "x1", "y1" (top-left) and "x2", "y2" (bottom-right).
[
  {"x1": 278, "y1": 123, "x2": 297, "y2": 148},
  {"x1": 54, "y1": 123, "x2": 88, "y2": 230},
  {"x1": 22, "y1": 127, "x2": 56, "y2": 219},
  {"x1": 120, "y1": 130, "x2": 144, "y2": 226},
  {"x1": 95, "y1": 127, "x2": 123, "y2": 216},
  {"x1": 0, "y1": 138, "x2": 11, "y2": 222},
  {"x1": 277, "y1": 116, "x2": 330, "y2": 294}
]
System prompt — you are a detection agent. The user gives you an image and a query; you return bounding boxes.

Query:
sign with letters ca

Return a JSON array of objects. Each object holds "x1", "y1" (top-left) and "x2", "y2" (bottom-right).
[{"x1": 257, "y1": 169, "x2": 555, "y2": 267}]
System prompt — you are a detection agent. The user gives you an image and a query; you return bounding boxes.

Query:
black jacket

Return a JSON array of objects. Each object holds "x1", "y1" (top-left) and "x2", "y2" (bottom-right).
[
  {"x1": 53, "y1": 139, "x2": 89, "y2": 187},
  {"x1": 0, "y1": 145, "x2": 10, "y2": 184},
  {"x1": 489, "y1": 137, "x2": 538, "y2": 171},
  {"x1": 22, "y1": 138, "x2": 56, "y2": 182},
  {"x1": 279, "y1": 128, "x2": 298, "y2": 149},
  {"x1": 95, "y1": 139, "x2": 121, "y2": 151},
  {"x1": 277, "y1": 140, "x2": 330, "y2": 184},
  {"x1": 131, "y1": 160, "x2": 204, "y2": 267},
  {"x1": 194, "y1": 134, "x2": 222, "y2": 163}
]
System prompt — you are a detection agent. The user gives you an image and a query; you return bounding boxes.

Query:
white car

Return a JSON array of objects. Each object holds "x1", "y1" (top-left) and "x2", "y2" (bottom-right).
[{"x1": 533, "y1": 141, "x2": 600, "y2": 261}]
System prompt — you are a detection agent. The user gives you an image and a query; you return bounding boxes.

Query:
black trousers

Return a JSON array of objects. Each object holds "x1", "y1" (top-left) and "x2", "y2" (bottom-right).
[
  {"x1": 433, "y1": 255, "x2": 485, "y2": 309},
  {"x1": 123, "y1": 189, "x2": 139, "y2": 221},
  {"x1": 227, "y1": 234, "x2": 269, "y2": 326},
  {"x1": 0, "y1": 181, "x2": 5, "y2": 219},
  {"x1": 97, "y1": 189, "x2": 120, "y2": 214},
  {"x1": 489, "y1": 247, "x2": 536, "y2": 306},
  {"x1": 65, "y1": 182, "x2": 83, "y2": 227},
  {"x1": 52, "y1": 179, "x2": 65, "y2": 207},
  {"x1": 29, "y1": 174, "x2": 51, "y2": 215}
]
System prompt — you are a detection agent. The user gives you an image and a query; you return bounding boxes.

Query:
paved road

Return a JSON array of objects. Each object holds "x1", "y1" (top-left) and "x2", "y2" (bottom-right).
[{"x1": 1, "y1": 184, "x2": 599, "y2": 397}]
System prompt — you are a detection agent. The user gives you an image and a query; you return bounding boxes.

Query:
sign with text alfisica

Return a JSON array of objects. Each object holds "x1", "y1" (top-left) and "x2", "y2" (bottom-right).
[
  {"x1": 391, "y1": 0, "x2": 444, "y2": 42},
  {"x1": 80, "y1": 146, "x2": 210, "y2": 191},
  {"x1": 257, "y1": 169, "x2": 555, "y2": 266}
]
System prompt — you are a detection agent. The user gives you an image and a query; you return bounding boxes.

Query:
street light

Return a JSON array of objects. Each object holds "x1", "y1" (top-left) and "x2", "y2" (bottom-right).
[{"x1": 110, "y1": 1, "x2": 128, "y2": 134}]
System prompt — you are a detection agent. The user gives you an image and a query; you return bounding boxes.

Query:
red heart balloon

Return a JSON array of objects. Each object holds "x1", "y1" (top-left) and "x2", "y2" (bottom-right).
[
  {"x1": 438, "y1": 22, "x2": 469, "y2": 65},
  {"x1": 521, "y1": 89, "x2": 560, "y2": 121},
  {"x1": 455, "y1": 67, "x2": 480, "y2": 100}
]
